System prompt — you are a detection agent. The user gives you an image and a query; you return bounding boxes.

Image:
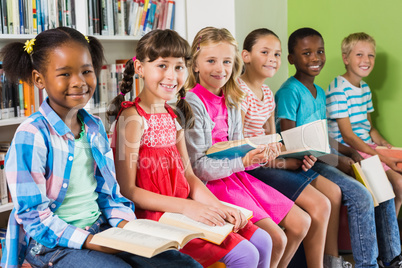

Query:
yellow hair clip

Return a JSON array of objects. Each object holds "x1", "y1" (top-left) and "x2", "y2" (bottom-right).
[
  {"x1": 23, "y1": 38, "x2": 36, "y2": 55},
  {"x1": 85, "y1": 36, "x2": 90, "y2": 43}
]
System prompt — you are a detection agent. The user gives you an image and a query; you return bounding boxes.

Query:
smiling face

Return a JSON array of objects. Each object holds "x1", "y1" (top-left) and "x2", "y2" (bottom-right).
[
  {"x1": 34, "y1": 41, "x2": 96, "y2": 118},
  {"x1": 243, "y1": 34, "x2": 282, "y2": 79},
  {"x1": 289, "y1": 35, "x2": 326, "y2": 78},
  {"x1": 194, "y1": 41, "x2": 235, "y2": 95},
  {"x1": 343, "y1": 41, "x2": 375, "y2": 82},
  {"x1": 136, "y1": 56, "x2": 187, "y2": 102}
]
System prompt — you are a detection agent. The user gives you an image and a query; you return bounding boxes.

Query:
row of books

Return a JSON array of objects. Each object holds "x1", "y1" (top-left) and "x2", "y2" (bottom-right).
[
  {"x1": 0, "y1": 60, "x2": 142, "y2": 121},
  {"x1": 0, "y1": 0, "x2": 176, "y2": 36},
  {"x1": 0, "y1": 150, "x2": 11, "y2": 206},
  {"x1": 86, "y1": 60, "x2": 143, "y2": 111},
  {"x1": 87, "y1": 0, "x2": 176, "y2": 36}
]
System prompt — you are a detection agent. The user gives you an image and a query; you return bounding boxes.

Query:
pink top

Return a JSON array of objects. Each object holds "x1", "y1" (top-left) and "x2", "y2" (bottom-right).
[
  {"x1": 190, "y1": 84, "x2": 229, "y2": 144},
  {"x1": 238, "y1": 78, "x2": 275, "y2": 138}
]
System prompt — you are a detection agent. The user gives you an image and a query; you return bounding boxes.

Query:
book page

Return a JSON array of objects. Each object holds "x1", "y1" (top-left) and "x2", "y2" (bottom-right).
[
  {"x1": 123, "y1": 219, "x2": 203, "y2": 247},
  {"x1": 281, "y1": 120, "x2": 330, "y2": 153},
  {"x1": 352, "y1": 162, "x2": 379, "y2": 206},
  {"x1": 159, "y1": 213, "x2": 234, "y2": 245},
  {"x1": 248, "y1": 133, "x2": 282, "y2": 146},
  {"x1": 90, "y1": 227, "x2": 178, "y2": 258},
  {"x1": 360, "y1": 155, "x2": 395, "y2": 204}
]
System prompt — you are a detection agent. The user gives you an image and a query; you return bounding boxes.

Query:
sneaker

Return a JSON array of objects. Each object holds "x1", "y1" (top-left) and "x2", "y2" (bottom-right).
[
  {"x1": 378, "y1": 255, "x2": 402, "y2": 268},
  {"x1": 383, "y1": 255, "x2": 402, "y2": 268},
  {"x1": 324, "y1": 254, "x2": 353, "y2": 268}
]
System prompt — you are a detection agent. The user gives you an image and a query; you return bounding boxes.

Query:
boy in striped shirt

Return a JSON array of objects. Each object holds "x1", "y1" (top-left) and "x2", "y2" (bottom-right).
[{"x1": 326, "y1": 32, "x2": 402, "y2": 216}]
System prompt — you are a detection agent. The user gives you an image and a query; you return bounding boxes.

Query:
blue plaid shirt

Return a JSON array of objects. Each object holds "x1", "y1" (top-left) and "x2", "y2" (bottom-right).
[{"x1": 1, "y1": 99, "x2": 135, "y2": 268}]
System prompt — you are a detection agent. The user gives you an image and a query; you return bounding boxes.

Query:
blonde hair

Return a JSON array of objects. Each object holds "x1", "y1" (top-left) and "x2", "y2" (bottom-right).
[
  {"x1": 185, "y1": 27, "x2": 245, "y2": 108},
  {"x1": 341, "y1": 32, "x2": 376, "y2": 57}
]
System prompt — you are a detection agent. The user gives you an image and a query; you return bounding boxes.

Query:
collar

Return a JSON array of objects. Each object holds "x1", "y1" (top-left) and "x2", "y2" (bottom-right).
[{"x1": 39, "y1": 98, "x2": 98, "y2": 140}]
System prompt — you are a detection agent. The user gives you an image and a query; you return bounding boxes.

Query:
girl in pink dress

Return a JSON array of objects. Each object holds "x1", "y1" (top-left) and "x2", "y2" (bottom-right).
[
  {"x1": 108, "y1": 29, "x2": 272, "y2": 268},
  {"x1": 176, "y1": 26, "x2": 312, "y2": 268}
]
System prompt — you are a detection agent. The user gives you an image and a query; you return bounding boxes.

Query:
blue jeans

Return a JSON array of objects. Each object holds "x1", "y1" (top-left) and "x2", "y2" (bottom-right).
[
  {"x1": 312, "y1": 161, "x2": 401, "y2": 268},
  {"x1": 25, "y1": 216, "x2": 202, "y2": 268}
]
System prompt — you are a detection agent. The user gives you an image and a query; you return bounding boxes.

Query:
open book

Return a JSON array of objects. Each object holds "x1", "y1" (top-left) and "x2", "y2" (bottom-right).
[
  {"x1": 351, "y1": 155, "x2": 395, "y2": 207},
  {"x1": 278, "y1": 119, "x2": 330, "y2": 159},
  {"x1": 90, "y1": 202, "x2": 253, "y2": 258},
  {"x1": 160, "y1": 201, "x2": 253, "y2": 245},
  {"x1": 90, "y1": 219, "x2": 204, "y2": 258},
  {"x1": 206, "y1": 133, "x2": 282, "y2": 159}
]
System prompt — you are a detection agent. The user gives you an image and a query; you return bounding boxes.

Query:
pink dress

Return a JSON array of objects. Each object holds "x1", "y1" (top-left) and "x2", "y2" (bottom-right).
[
  {"x1": 192, "y1": 84, "x2": 294, "y2": 224},
  {"x1": 112, "y1": 98, "x2": 259, "y2": 267}
]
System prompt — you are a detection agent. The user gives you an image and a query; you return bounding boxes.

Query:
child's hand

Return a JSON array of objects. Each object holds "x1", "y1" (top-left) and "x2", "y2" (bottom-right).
[
  {"x1": 380, "y1": 141, "x2": 393, "y2": 149},
  {"x1": 182, "y1": 201, "x2": 227, "y2": 227},
  {"x1": 242, "y1": 145, "x2": 269, "y2": 167},
  {"x1": 218, "y1": 204, "x2": 248, "y2": 232},
  {"x1": 83, "y1": 234, "x2": 122, "y2": 254},
  {"x1": 335, "y1": 155, "x2": 356, "y2": 177},
  {"x1": 301, "y1": 155, "x2": 317, "y2": 171},
  {"x1": 349, "y1": 151, "x2": 364, "y2": 163},
  {"x1": 382, "y1": 155, "x2": 402, "y2": 173},
  {"x1": 267, "y1": 142, "x2": 282, "y2": 161}
]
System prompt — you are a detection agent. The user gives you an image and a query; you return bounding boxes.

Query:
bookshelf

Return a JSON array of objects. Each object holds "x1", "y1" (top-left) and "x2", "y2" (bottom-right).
[{"x1": 0, "y1": 1, "x2": 187, "y2": 226}]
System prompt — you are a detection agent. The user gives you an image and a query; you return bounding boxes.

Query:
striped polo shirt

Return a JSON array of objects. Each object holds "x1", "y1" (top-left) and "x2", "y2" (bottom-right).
[
  {"x1": 326, "y1": 75, "x2": 374, "y2": 144},
  {"x1": 238, "y1": 78, "x2": 275, "y2": 138}
]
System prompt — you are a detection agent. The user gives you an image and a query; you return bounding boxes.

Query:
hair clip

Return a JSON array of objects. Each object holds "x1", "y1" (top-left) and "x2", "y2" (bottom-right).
[
  {"x1": 132, "y1": 56, "x2": 137, "y2": 62},
  {"x1": 119, "y1": 92, "x2": 126, "y2": 96},
  {"x1": 196, "y1": 35, "x2": 203, "y2": 51},
  {"x1": 23, "y1": 38, "x2": 36, "y2": 55},
  {"x1": 84, "y1": 36, "x2": 90, "y2": 43},
  {"x1": 181, "y1": 96, "x2": 185, "y2": 99}
]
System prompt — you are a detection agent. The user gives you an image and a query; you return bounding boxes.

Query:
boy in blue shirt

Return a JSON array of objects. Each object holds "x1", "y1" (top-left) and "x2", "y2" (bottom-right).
[
  {"x1": 326, "y1": 32, "x2": 402, "y2": 215},
  {"x1": 275, "y1": 27, "x2": 402, "y2": 268}
]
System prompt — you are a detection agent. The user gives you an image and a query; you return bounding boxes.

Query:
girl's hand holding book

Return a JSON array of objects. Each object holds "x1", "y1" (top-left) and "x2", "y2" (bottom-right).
[
  {"x1": 218, "y1": 204, "x2": 248, "y2": 232},
  {"x1": 182, "y1": 201, "x2": 227, "y2": 227},
  {"x1": 242, "y1": 145, "x2": 270, "y2": 167}
]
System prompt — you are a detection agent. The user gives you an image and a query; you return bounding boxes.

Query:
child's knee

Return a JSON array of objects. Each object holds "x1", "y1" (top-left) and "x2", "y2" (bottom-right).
[
  {"x1": 288, "y1": 212, "x2": 311, "y2": 240},
  {"x1": 311, "y1": 194, "x2": 331, "y2": 222},
  {"x1": 222, "y1": 240, "x2": 259, "y2": 268},
  {"x1": 270, "y1": 228, "x2": 287, "y2": 252}
]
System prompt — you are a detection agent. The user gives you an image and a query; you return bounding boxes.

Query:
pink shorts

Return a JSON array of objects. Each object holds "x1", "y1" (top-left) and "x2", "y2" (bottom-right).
[{"x1": 358, "y1": 144, "x2": 391, "y2": 172}]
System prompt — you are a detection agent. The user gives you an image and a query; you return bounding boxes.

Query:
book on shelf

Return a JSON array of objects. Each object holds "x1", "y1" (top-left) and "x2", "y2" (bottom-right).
[
  {"x1": 375, "y1": 146, "x2": 402, "y2": 169},
  {"x1": 352, "y1": 155, "x2": 395, "y2": 207},
  {"x1": 0, "y1": 152, "x2": 8, "y2": 205},
  {"x1": 278, "y1": 119, "x2": 331, "y2": 159},
  {"x1": 90, "y1": 202, "x2": 252, "y2": 258},
  {"x1": 206, "y1": 133, "x2": 282, "y2": 160}
]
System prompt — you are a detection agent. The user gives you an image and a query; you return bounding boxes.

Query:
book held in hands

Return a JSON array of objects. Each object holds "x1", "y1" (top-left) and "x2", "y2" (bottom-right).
[
  {"x1": 206, "y1": 133, "x2": 282, "y2": 159},
  {"x1": 278, "y1": 119, "x2": 331, "y2": 159},
  {"x1": 90, "y1": 202, "x2": 253, "y2": 258}
]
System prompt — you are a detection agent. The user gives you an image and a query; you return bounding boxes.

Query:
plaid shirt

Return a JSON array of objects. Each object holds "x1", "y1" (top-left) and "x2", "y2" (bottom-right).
[{"x1": 1, "y1": 99, "x2": 135, "y2": 268}]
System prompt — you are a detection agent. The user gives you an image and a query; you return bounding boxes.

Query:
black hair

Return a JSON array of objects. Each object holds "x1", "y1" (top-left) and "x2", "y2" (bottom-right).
[
  {"x1": 243, "y1": 28, "x2": 279, "y2": 52},
  {"x1": 0, "y1": 26, "x2": 104, "y2": 85},
  {"x1": 288, "y1": 27, "x2": 323, "y2": 54},
  {"x1": 107, "y1": 29, "x2": 191, "y2": 123}
]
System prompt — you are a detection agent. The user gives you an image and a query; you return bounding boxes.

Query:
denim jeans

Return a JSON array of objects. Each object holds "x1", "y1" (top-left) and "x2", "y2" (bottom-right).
[
  {"x1": 312, "y1": 161, "x2": 401, "y2": 268},
  {"x1": 25, "y1": 216, "x2": 202, "y2": 268}
]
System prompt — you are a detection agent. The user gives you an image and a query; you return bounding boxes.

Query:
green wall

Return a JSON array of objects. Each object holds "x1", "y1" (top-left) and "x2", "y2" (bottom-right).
[
  {"x1": 234, "y1": 0, "x2": 288, "y2": 92},
  {"x1": 288, "y1": 0, "x2": 402, "y2": 146}
]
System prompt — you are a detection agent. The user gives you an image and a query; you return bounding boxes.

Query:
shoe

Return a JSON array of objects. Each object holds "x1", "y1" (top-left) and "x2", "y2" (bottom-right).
[
  {"x1": 380, "y1": 255, "x2": 402, "y2": 268},
  {"x1": 324, "y1": 254, "x2": 353, "y2": 268}
]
